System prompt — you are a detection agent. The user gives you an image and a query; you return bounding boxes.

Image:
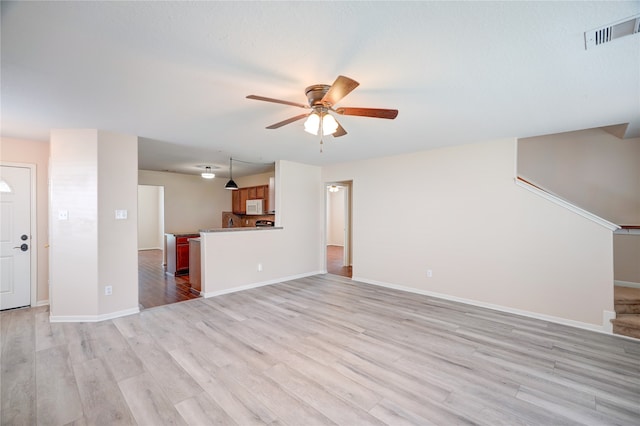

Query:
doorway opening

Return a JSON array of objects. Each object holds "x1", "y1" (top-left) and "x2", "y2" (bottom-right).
[
  {"x1": 137, "y1": 185, "x2": 198, "y2": 309},
  {"x1": 325, "y1": 181, "x2": 352, "y2": 278}
]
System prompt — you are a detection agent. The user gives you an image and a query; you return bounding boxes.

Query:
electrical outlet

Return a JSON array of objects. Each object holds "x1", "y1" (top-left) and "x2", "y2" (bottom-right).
[
  {"x1": 105, "y1": 285, "x2": 112, "y2": 295},
  {"x1": 426, "y1": 269, "x2": 433, "y2": 278}
]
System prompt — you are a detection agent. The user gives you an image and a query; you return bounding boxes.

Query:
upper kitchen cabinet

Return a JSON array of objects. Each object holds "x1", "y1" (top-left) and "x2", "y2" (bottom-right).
[{"x1": 232, "y1": 184, "x2": 269, "y2": 215}]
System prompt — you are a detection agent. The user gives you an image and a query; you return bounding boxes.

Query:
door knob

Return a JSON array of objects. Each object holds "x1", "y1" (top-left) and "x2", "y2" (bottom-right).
[{"x1": 13, "y1": 244, "x2": 29, "y2": 252}]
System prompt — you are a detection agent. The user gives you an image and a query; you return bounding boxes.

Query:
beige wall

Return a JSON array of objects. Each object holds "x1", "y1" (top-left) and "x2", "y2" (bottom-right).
[
  {"x1": 323, "y1": 138, "x2": 614, "y2": 329},
  {"x1": 327, "y1": 188, "x2": 345, "y2": 246},
  {"x1": 518, "y1": 128, "x2": 640, "y2": 225},
  {"x1": 201, "y1": 160, "x2": 322, "y2": 294},
  {"x1": 0, "y1": 137, "x2": 50, "y2": 305},
  {"x1": 50, "y1": 130, "x2": 100, "y2": 317},
  {"x1": 614, "y1": 233, "x2": 640, "y2": 284},
  {"x1": 97, "y1": 131, "x2": 139, "y2": 316},
  {"x1": 138, "y1": 170, "x2": 231, "y2": 232},
  {"x1": 138, "y1": 185, "x2": 163, "y2": 249},
  {"x1": 235, "y1": 171, "x2": 274, "y2": 188},
  {"x1": 49, "y1": 129, "x2": 139, "y2": 320}
]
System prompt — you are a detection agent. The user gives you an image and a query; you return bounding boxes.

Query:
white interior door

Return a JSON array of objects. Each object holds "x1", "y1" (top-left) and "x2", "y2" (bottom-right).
[{"x1": 0, "y1": 165, "x2": 32, "y2": 310}]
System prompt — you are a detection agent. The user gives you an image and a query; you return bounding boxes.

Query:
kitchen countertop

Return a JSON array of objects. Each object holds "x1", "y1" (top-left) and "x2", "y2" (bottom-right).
[
  {"x1": 165, "y1": 232, "x2": 200, "y2": 236},
  {"x1": 200, "y1": 227, "x2": 282, "y2": 233}
]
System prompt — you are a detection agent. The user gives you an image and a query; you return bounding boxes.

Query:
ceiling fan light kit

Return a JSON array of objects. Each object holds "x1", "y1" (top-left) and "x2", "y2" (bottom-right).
[
  {"x1": 304, "y1": 110, "x2": 338, "y2": 136},
  {"x1": 247, "y1": 75, "x2": 398, "y2": 147}
]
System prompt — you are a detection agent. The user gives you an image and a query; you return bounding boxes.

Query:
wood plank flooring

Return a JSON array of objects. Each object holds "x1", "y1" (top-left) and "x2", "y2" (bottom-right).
[
  {"x1": 327, "y1": 245, "x2": 352, "y2": 278},
  {"x1": 2, "y1": 274, "x2": 639, "y2": 425},
  {"x1": 138, "y1": 249, "x2": 200, "y2": 309}
]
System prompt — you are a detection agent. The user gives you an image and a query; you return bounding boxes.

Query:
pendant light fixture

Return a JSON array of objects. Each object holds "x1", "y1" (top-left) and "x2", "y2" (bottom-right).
[
  {"x1": 224, "y1": 157, "x2": 238, "y2": 190},
  {"x1": 201, "y1": 166, "x2": 215, "y2": 179}
]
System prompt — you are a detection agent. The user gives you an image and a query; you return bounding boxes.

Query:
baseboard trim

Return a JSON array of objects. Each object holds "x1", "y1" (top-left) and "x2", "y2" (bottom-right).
[
  {"x1": 202, "y1": 270, "x2": 324, "y2": 298},
  {"x1": 35, "y1": 299, "x2": 49, "y2": 307},
  {"x1": 50, "y1": 307, "x2": 140, "y2": 323},
  {"x1": 615, "y1": 280, "x2": 640, "y2": 289},
  {"x1": 353, "y1": 276, "x2": 610, "y2": 334}
]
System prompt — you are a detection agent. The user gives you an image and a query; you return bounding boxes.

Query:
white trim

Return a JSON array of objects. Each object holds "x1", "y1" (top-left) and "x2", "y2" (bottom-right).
[
  {"x1": 602, "y1": 310, "x2": 616, "y2": 333},
  {"x1": 514, "y1": 178, "x2": 619, "y2": 231},
  {"x1": 614, "y1": 228, "x2": 640, "y2": 235},
  {"x1": 0, "y1": 162, "x2": 39, "y2": 308},
  {"x1": 138, "y1": 247, "x2": 163, "y2": 251},
  {"x1": 615, "y1": 280, "x2": 640, "y2": 289},
  {"x1": 35, "y1": 299, "x2": 49, "y2": 307},
  {"x1": 202, "y1": 270, "x2": 324, "y2": 298},
  {"x1": 49, "y1": 307, "x2": 139, "y2": 323},
  {"x1": 353, "y1": 276, "x2": 614, "y2": 334}
]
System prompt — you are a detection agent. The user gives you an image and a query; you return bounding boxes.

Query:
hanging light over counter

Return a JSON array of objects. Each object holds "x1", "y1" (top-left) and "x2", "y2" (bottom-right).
[{"x1": 225, "y1": 157, "x2": 238, "y2": 190}]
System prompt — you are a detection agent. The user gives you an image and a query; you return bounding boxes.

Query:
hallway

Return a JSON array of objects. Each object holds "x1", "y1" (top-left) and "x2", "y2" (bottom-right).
[
  {"x1": 327, "y1": 245, "x2": 352, "y2": 278},
  {"x1": 138, "y1": 249, "x2": 200, "y2": 309}
]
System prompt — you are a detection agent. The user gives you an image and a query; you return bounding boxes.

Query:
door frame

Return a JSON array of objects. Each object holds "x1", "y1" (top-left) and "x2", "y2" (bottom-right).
[
  {"x1": 1, "y1": 162, "x2": 38, "y2": 307},
  {"x1": 324, "y1": 180, "x2": 353, "y2": 274}
]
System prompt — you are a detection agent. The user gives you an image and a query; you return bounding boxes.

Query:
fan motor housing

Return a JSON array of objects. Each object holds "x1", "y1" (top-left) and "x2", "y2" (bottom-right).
[{"x1": 305, "y1": 84, "x2": 331, "y2": 107}]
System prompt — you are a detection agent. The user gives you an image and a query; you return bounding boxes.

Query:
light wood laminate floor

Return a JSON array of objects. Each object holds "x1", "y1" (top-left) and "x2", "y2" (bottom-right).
[{"x1": 2, "y1": 274, "x2": 639, "y2": 425}]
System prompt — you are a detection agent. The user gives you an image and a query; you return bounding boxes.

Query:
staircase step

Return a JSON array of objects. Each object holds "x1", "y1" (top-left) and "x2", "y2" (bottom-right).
[
  {"x1": 615, "y1": 303, "x2": 640, "y2": 314},
  {"x1": 611, "y1": 315, "x2": 640, "y2": 339},
  {"x1": 614, "y1": 286, "x2": 640, "y2": 314}
]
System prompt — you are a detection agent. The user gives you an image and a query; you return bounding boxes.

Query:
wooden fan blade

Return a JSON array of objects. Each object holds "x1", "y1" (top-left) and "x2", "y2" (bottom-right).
[
  {"x1": 332, "y1": 121, "x2": 347, "y2": 137},
  {"x1": 246, "y1": 95, "x2": 309, "y2": 109},
  {"x1": 265, "y1": 113, "x2": 309, "y2": 129},
  {"x1": 321, "y1": 76, "x2": 360, "y2": 106},
  {"x1": 335, "y1": 107, "x2": 398, "y2": 119}
]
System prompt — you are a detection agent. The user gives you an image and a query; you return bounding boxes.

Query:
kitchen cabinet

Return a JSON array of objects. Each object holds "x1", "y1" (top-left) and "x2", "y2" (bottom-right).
[
  {"x1": 248, "y1": 186, "x2": 257, "y2": 199},
  {"x1": 232, "y1": 184, "x2": 269, "y2": 214},
  {"x1": 165, "y1": 233, "x2": 199, "y2": 276},
  {"x1": 232, "y1": 188, "x2": 249, "y2": 214}
]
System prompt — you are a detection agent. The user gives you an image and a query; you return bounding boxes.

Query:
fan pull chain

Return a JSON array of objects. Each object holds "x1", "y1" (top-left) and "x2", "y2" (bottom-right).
[{"x1": 319, "y1": 112, "x2": 324, "y2": 153}]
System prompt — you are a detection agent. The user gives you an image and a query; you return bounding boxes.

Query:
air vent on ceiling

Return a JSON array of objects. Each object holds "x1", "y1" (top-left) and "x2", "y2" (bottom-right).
[{"x1": 584, "y1": 14, "x2": 640, "y2": 49}]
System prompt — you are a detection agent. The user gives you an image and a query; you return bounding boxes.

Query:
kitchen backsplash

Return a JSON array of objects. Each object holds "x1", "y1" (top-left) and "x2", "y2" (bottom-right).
[{"x1": 222, "y1": 211, "x2": 275, "y2": 228}]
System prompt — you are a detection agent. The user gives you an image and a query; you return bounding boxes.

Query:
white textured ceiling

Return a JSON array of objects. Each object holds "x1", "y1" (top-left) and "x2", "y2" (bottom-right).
[{"x1": 2, "y1": 1, "x2": 639, "y2": 177}]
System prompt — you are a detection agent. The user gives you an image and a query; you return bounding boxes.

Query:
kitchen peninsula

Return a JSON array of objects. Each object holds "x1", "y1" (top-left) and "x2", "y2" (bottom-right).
[
  {"x1": 165, "y1": 232, "x2": 200, "y2": 276},
  {"x1": 165, "y1": 223, "x2": 280, "y2": 275}
]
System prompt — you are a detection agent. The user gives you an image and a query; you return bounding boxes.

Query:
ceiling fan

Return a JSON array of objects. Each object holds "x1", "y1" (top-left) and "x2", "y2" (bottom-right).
[{"x1": 246, "y1": 75, "x2": 398, "y2": 139}]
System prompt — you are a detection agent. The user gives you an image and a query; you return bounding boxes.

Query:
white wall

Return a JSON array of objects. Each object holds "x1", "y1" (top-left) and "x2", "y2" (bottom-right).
[
  {"x1": 323, "y1": 138, "x2": 614, "y2": 329},
  {"x1": 327, "y1": 188, "x2": 345, "y2": 246},
  {"x1": 201, "y1": 160, "x2": 323, "y2": 294},
  {"x1": 138, "y1": 185, "x2": 163, "y2": 250},
  {"x1": 50, "y1": 129, "x2": 138, "y2": 320},
  {"x1": 138, "y1": 170, "x2": 230, "y2": 231}
]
